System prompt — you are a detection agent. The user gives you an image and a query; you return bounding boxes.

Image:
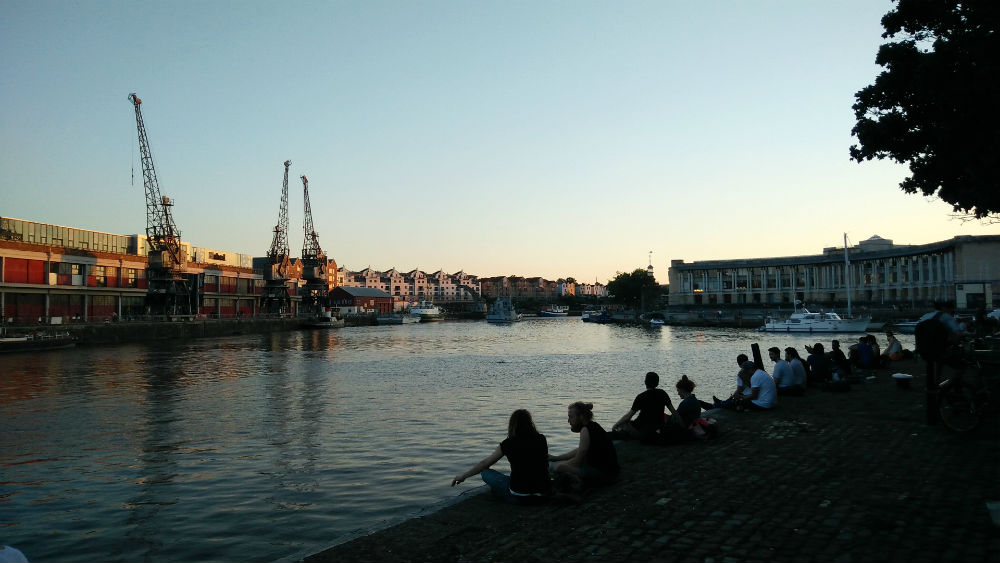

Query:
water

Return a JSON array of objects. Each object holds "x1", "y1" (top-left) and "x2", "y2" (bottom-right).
[{"x1": 0, "y1": 319, "x2": 914, "y2": 562}]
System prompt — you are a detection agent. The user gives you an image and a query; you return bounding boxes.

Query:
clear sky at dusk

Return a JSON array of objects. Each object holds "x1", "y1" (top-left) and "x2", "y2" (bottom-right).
[{"x1": 2, "y1": 1, "x2": 997, "y2": 284}]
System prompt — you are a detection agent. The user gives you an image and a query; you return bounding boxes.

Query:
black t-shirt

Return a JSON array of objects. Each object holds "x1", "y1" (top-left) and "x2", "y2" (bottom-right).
[
  {"x1": 500, "y1": 433, "x2": 551, "y2": 495},
  {"x1": 584, "y1": 421, "x2": 619, "y2": 477},
  {"x1": 630, "y1": 388, "x2": 669, "y2": 431}
]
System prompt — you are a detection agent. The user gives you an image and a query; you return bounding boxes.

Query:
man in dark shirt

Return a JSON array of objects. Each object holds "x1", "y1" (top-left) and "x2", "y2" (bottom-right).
[
  {"x1": 610, "y1": 371, "x2": 676, "y2": 442},
  {"x1": 551, "y1": 401, "x2": 620, "y2": 490}
]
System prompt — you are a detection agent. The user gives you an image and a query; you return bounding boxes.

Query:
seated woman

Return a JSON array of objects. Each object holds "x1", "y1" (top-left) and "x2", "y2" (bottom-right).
[
  {"x1": 660, "y1": 375, "x2": 703, "y2": 443},
  {"x1": 451, "y1": 409, "x2": 552, "y2": 504},
  {"x1": 550, "y1": 402, "x2": 620, "y2": 491}
]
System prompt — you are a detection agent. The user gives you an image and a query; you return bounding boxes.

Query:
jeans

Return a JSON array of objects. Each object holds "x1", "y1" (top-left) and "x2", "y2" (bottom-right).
[
  {"x1": 480, "y1": 469, "x2": 518, "y2": 503},
  {"x1": 481, "y1": 469, "x2": 548, "y2": 504}
]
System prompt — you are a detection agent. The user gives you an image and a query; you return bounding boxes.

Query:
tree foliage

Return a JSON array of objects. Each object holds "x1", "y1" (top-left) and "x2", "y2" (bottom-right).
[
  {"x1": 607, "y1": 269, "x2": 659, "y2": 308},
  {"x1": 850, "y1": 0, "x2": 1000, "y2": 219}
]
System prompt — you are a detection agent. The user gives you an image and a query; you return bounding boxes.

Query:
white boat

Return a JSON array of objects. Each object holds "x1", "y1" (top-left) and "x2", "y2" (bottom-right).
[
  {"x1": 486, "y1": 297, "x2": 521, "y2": 323},
  {"x1": 538, "y1": 305, "x2": 569, "y2": 317},
  {"x1": 648, "y1": 318, "x2": 665, "y2": 327},
  {"x1": 759, "y1": 304, "x2": 870, "y2": 333},
  {"x1": 409, "y1": 301, "x2": 443, "y2": 322},
  {"x1": 760, "y1": 234, "x2": 870, "y2": 334}
]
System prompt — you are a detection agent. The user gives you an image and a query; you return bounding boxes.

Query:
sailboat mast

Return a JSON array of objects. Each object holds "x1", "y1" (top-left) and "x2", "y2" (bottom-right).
[{"x1": 844, "y1": 233, "x2": 851, "y2": 317}]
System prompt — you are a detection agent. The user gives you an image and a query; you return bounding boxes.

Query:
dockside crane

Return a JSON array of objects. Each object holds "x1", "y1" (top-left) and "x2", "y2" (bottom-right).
[
  {"x1": 128, "y1": 93, "x2": 195, "y2": 317},
  {"x1": 261, "y1": 160, "x2": 293, "y2": 315},
  {"x1": 299, "y1": 175, "x2": 330, "y2": 311}
]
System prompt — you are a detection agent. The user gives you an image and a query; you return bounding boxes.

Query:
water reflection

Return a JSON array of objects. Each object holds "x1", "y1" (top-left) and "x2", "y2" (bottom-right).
[{"x1": 0, "y1": 321, "x2": 917, "y2": 562}]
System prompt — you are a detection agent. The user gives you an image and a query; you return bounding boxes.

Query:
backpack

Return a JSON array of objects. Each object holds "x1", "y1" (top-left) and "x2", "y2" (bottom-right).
[
  {"x1": 690, "y1": 417, "x2": 718, "y2": 440},
  {"x1": 914, "y1": 311, "x2": 949, "y2": 361}
]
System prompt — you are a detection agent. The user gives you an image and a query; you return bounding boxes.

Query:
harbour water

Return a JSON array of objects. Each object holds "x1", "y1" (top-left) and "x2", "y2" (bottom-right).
[{"x1": 0, "y1": 319, "x2": 915, "y2": 562}]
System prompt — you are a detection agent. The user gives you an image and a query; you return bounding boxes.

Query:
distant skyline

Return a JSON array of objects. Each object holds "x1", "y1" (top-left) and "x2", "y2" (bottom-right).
[{"x1": 3, "y1": 1, "x2": 997, "y2": 284}]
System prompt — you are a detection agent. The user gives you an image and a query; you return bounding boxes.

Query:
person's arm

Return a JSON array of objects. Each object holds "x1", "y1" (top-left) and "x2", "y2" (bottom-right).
[
  {"x1": 612, "y1": 409, "x2": 637, "y2": 431},
  {"x1": 451, "y1": 445, "x2": 503, "y2": 486},
  {"x1": 552, "y1": 427, "x2": 590, "y2": 467},
  {"x1": 664, "y1": 394, "x2": 677, "y2": 416},
  {"x1": 747, "y1": 386, "x2": 761, "y2": 401}
]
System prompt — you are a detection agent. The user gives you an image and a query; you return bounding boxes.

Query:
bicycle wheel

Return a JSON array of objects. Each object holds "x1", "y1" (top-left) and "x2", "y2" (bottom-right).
[{"x1": 938, "y1": 384, "x2": 980, "y2": 432}]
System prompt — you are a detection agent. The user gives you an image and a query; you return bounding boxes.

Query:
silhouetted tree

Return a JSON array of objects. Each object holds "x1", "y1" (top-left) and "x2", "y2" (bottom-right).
[
  {"x1": 607, "y1": 269, "x2": 659, "y2": 310},
  {"x1": 850, "y1": 0, "x2": 1000, "y2": 219}
]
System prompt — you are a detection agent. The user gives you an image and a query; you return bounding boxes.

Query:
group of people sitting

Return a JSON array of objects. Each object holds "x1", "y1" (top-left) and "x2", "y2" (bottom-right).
[
  {"x1": 450, "y1": 373, "x2": 708, "y2": 503},
  {"x1": 449, "y1": 332, "x2": 915, "y2": 504}
]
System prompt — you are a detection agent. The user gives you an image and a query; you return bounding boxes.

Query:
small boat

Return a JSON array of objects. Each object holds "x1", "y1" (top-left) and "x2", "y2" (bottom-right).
[
  {"x1": 0, "y1": 331, "x2": 76, "y2": 353},
  {"x1": 759, "y1": 303, "x2": 870, "y2": 333},
  {"x1": 582, "y1": 310, "x2": 612, "y2": 324},
  {"x1": 302, "y1": 308, "x2": 345, "y2": 329},
  {"x1": 486, "y1": 297, "x2": 521, "y2": 323},
  {"x1": 648, "y1": 318, "x2": 665, "y2": 327},
  {"x1": 409, "y1": 301, "x2": 443, "y2": 322},
  {"x1": 538, "y1": 305, "x2": 569, "y2": 317}
]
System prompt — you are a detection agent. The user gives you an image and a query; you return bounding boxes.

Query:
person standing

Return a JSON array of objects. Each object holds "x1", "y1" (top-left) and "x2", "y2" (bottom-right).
[{"x1": 451, "y1": 409, "x2": 552, "y2": 504}]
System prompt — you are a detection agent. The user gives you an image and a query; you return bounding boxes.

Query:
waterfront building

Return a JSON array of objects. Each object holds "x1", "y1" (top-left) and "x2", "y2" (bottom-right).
[
  {"x1": 328, "y1": 287, "x2": 393, "y2": 315},
  {"x1": 1, "y1": 217, "x2": 265, "y2": 323},
  {"x1": 667, "y1": 235, "x2": 999, "y2": 311}
]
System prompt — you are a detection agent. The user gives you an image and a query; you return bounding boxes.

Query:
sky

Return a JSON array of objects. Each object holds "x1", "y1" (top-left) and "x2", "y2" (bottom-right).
[{"x1": 2, "y1": 1, "x2": 997, "y2": 285}]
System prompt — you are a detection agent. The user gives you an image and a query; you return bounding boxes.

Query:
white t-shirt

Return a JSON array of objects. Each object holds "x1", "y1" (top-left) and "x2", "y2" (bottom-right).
[
  {"x1": 750, "y1": 369, "x2": 777, "y2": 408},
  {"x1": 772, "y1": 359, "x2": 793, "y2": 387}
]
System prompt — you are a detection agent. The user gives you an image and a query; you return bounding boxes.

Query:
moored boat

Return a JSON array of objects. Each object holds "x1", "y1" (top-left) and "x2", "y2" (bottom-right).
[
  {"x1": 759, "y1": 303, "x2": 870, "y2": 333},
  {"x1": 301, "y1": 308, "x2": 345, "y2": 329},
  {"x1": 582, "y1": 310, "x2": 612, "y2": 324},
  {"x1": 0, "y1": 331, "x2": 76, "y2": 353},
  {"x1": 409, "y1": 301, "x2": 443, "y2": 322},
  {"x1": 538, "y1": 305, "x2": 569, "y2": 317},
  {"x1": 486, "y1": 297, "x2": 521, "y2": 323}
]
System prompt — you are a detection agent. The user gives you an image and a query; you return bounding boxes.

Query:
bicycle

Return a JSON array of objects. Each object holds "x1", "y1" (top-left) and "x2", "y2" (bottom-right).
[{"x1": 936, "y1": 343, "x2": 1000, "y2": 432}]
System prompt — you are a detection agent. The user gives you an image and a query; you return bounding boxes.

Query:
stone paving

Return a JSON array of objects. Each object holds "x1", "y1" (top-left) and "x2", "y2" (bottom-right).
[{"x1": 302, "y1": 358, "x2": 999, "y2": 563}]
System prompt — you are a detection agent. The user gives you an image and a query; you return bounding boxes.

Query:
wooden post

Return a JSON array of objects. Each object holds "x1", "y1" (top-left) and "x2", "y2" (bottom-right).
[{"x1": 751, "y1": 343, "x2": 765, "y2": 371}]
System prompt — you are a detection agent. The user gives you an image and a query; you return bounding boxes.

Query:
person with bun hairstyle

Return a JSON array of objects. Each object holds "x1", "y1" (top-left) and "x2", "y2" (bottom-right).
[
  {"x1": 549, "y1": 402, "x2": 619, "y2": 490},
  {"x1": 660, "y1": 374, "x2": 704, "y2": 443},
  {"x1": 451, "y1": 409, "x2": 552, "y2": 504}
]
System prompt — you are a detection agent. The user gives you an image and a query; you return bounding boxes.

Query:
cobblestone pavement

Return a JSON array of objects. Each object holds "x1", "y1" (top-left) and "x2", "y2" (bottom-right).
[{"x1": 303, "y1": 358, "x2": 1000, "y2": 563}]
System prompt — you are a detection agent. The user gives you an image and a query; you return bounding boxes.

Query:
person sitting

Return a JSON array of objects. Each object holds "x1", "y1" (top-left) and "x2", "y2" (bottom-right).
[
  {"x1": 785, "y1": 347, "x2": 810, "y2": 383},
  {"x1": 713, "y1": 361, "x2": 777, "y2": 411},
  {"x1": 659, "y1": 374, "x2": 704, "y2": 443},
  {"x1": 611, "y1": 371, "x2": 677, "y2": 443},
  {"x1": 550, "y1": 402, "x2": 620, "y2": 491},
  {"x1": 451, "y1": 409, "x2": 552, "y2": 504},
  {"x1": 849, "y1": 336, "x2": 877, "y2": 370},
  {"x1": 805, "y1": 342, "x2": 833, "y2": 384},
  {"x1": 880, "y1": 331, "x2": 903, "y2": 366},
  {"x1": 829, "y1": 339, "x2": 852, "y2": 379},
  {"x1": 770, "y1": 346, "x2": 804, "y2": 396}
]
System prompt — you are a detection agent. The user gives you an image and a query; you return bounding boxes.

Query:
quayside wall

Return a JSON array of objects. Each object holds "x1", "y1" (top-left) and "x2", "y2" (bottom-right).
[{"x1": 59, "y1": 318, "x2": 302, "y2": 346}]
